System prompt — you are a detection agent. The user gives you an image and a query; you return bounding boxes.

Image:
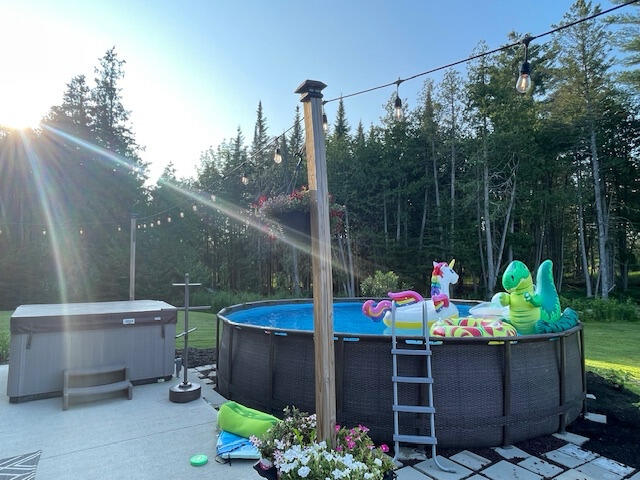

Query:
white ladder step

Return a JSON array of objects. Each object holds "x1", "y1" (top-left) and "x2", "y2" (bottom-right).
[
  {"x1": 393, "y1": 405, "x2": 435, "y2": 414},
  {"x1": 393, "y1": 434, "x2": 437, "y2": 445},
  {"x1": 392, "y1": 376, "x2": 433, "y2": 384}
]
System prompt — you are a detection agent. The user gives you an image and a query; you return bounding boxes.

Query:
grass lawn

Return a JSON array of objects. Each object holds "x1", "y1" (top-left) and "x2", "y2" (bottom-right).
[
  {"x1": 583, "y1": 322, "x2": 640, "y2": 396},
  {"x1": 176, "y1": 310, "x2": 217, "y2": 349}
]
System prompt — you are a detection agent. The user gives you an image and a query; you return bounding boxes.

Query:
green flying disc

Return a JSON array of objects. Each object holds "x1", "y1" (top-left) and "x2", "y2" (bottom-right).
[{"x1": 190, "y1": 454, "x2": 208, "y2": 466}]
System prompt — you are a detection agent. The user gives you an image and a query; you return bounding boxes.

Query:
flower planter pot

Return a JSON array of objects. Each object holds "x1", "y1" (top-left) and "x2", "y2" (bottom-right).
[
  {"x1": 273, "y1": 210, "x2": 310, "y2": 242},
  {"x1": 253, "y1": 461, "x2": 277, "y2": 480}
]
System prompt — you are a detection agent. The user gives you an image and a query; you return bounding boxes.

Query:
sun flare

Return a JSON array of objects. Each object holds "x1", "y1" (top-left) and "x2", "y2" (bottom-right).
[{"x1": 0, "y1": 104, "x2": 41, "y2": 130}]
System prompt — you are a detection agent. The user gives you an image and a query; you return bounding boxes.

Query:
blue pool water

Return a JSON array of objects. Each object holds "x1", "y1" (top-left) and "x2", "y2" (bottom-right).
[{"x1": 225, "y1": 301, "x2": 472, "y2": 335}]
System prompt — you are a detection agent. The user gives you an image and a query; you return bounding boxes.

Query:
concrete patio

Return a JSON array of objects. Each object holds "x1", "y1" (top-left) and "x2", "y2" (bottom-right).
[{"x1": 0, "y1": 365, "x2": 254, "y2": 479}]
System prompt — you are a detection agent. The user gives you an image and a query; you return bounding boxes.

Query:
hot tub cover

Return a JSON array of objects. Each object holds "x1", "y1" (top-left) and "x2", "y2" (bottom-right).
[{"x1": 10, "y1": 300, "x2": 177, "y2": 334}]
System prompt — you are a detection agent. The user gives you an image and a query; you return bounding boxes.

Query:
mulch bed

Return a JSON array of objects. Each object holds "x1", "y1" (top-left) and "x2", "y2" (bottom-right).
[{"x1": 568, "y1": 372, "x2": 640, "y2": 469}]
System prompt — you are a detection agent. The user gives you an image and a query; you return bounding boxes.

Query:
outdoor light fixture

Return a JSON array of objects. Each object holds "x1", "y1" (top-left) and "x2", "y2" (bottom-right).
[
  {"x1": 180, "y1": 211, "x2": 185, "y2": 218},
  {"x1": 192, "y1": 204, "x2": 197, "y2": 212},
  {"x1": 394, "y1": 79, "x2": 404, "y2": 121},
  {"x1": 210, "y1": 194, "x2": 216, "y2": 202},
  {"x1": 150, "y1": 222, "x2": 154, "y2": 228},
  {"x1": 42, "y1": 229, "x2": 47, "y2": 236},
  {"x1": 167, "y1": 216, "x2": 172, "y2": 223},
  {"x1": 516, "y1": 36, "x2": 533, "y2": 94},
  {"x1": 156, "y1": 220, "x2": 161, "y2": 225},
  {"x1": 117, "y1": 225, "x2": 121, "y2": 232},
  {"x1": 274, "y1": 143, "x2": 282, "y2": 164},
  {"x1": 79, "y1": 228, "x2": 84, "y2": 235},
  {"x1": 241, "y1": 174, "x2": 249, "y2": 185}
]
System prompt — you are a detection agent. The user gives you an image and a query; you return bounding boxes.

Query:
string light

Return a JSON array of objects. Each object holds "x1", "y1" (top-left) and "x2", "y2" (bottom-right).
[
  {"x1": 394, "y1": 79, "x2": 404, "y2": 121},
  {"x1": 42, "y1": 229, "x2": 47, "y2": 236},
  {"x1": 241, "y1": 174, "x2": 249, "y2": 185},
  {"x1": 79, "y1": 228, "x2": 84, "y2": 235},
  {"x1": 322, "y1": 107, "x2": 328, "y2": 134},
  {"x1": 117, "y1": 225, "x2": 122, "y2": 232},
  {"x1": 274, "y1": 138, "x2": 283, "y2": 164},
  {"x1": 137, "y1": 225, "x2": 140, "y2": 229},
  {"x1": 180, "y1": 212, "x2": 185, "y2": 218},
  {"x1": 210, "y1": 194, "x2": 216, "y2": 202},
  {"x1": 143, "y1": 223, "x2": 147, "y2": 229},
  {"x1": 192, "y1": 204, "x2": 198, "y2": 212},
  {"x1": 516, "y1": 36, "x2": 533, "y2": 93},
  {"x1": 167, "y1": 216, "x2": 172, "y2": 223}
]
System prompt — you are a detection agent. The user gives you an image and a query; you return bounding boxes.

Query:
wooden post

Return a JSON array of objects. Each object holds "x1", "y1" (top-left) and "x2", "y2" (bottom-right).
[
  {"x1": 129, "y1": 214, "x2": 137, "y2": 300},
  {"x1": 295, "y1": 79, "x2": 336, "y2": 445}
]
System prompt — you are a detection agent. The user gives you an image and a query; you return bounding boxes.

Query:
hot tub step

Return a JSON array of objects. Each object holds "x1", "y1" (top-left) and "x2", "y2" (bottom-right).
[
  {"x1": 393, "y1": 405, "x2": 435, "y2": 414},
  {"x1": 392, "y1": 376, "x2": 433, "y2": 384},
  {"x1": 393, "y1": 434, "x2": 437, "y2": 445},
  {"x1": 391, "y1": 348, "x2": 431, "y2": 356}
]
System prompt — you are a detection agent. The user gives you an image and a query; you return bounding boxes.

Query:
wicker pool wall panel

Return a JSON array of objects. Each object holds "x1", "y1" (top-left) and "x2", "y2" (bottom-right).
[{"x1": 217, "y1": 301, "x2": 584, "y2": 448}]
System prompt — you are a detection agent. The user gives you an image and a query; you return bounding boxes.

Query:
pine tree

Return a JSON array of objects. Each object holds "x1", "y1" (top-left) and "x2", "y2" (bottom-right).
[{"x1": 333, "y1": 98, "x2": 350, "y2": 139}]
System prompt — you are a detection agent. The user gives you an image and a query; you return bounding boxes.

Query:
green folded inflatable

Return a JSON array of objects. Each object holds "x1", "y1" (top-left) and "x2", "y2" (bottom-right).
[{"x1": 217, "y1": 401, "x2": 279, "y2": 439}]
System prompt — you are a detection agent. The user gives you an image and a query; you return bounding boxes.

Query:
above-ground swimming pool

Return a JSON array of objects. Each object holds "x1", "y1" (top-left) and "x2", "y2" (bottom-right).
[{"x1": 216, "y1": 299, "x2": 585, "y2": 448}]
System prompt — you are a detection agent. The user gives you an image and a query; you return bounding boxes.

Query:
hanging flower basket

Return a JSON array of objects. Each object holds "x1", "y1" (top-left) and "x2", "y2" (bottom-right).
[{"x1": 256, "y1": 187, "x2": 345, "y2": 240}]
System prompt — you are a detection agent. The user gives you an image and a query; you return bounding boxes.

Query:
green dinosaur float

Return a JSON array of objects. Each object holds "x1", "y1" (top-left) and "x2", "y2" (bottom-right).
[{"x1": 491, "y1": 259, "x2": 578, "y2": 335}]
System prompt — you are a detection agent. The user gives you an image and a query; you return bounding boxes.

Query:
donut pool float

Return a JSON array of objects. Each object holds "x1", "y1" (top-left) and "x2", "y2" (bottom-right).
[{"x1": 430, "y1": 317, "x2": 517, "y2": 338}]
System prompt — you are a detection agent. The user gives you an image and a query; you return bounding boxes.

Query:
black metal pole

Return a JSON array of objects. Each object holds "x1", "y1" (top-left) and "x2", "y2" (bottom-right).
[{"x1": 183, "y1": 273, "x2": 190, "y2": 385}]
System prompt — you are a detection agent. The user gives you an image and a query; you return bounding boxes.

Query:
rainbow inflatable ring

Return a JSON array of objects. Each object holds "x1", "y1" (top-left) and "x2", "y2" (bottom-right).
[{"x1": 430, "y1": 317, "x2": 517, "y2": 338}]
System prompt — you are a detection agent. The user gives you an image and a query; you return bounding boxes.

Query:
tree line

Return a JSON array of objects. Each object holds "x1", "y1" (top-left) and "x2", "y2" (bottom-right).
[{"x1": 0, "y1": 0, "x2": 638, "y2": 309}]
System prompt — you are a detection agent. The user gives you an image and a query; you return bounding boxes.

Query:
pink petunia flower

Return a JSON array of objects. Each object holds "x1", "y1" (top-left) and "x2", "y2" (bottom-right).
[{"x1": 380, "y1": 444, "x2": 389, "y2": 453}]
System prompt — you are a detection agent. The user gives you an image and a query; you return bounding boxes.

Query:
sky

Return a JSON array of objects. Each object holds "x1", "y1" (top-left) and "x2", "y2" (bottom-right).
[{"x1": 0, "y1": 0, "x2": 602, "y2": 181}]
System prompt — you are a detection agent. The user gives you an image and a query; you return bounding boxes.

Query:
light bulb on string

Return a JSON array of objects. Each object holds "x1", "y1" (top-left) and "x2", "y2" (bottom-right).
[
  {"x1": 42, "y1": 229, "x2": 47, "y2": 236},
  {"x1": 156, "y1": 219, "x2": 161, "y2": 225},
  {"x1": 137, "y1": 225, "x2": 140, "y2": 229},
  {"x1": 394, "y1": 79, "x2": 404, "y2": 121},
  {"x1": 273, "y1": 138, "x2": 282, "y2": 164},
  {"x1": 241, "y1": 174, "x2": 249, "y2": 185},
  {"x1": 180, "y1": 212, "x2": 185, "y2": 218},
  {"x1": 79, "y1": 228, "x2": 84, "y2": 236},
  {"x1": 516, "y1": 36, "x2": 533, "y2": 94},
  {"x1": 117, "y1": 225, "x2": 122, "y2": 232},
  {"x1": 192, "y1": 204, "x2": 198, "y2": 212},
  {"x1": 167, "y1": 216, "x2": 172, "y2": 223},
  {"x1": 150, "y1": 222, "x2": 154, "y2": 228},
  {"x1": 143, "y1": 223, "x2": 147, "y2": 229},
  {"x1": 210, "y1": 194, "x2": 216, "y2": 202}
]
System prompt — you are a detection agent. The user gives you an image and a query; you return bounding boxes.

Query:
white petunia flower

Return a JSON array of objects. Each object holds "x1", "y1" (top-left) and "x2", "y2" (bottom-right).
[
  {"x1": 374, "y1": 458, "x2": 383, "y2": 467},
  {"x1": 298, "y1": 465, "x2": 311, "y2": 478}
]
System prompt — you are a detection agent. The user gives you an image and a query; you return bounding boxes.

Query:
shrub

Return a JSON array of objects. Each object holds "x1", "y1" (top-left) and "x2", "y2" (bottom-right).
[
  {"x1": 561, "y1": 296, "x2": 639, "y2": 323},
  {"x1": 360, "y1": 271, "x2": 401, "y2": 298}
]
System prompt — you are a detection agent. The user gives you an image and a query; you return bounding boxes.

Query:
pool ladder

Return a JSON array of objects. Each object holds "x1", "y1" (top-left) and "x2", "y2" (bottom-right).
[{"x1": 390, "y1": 300, "x2": 454, "y2": 473}]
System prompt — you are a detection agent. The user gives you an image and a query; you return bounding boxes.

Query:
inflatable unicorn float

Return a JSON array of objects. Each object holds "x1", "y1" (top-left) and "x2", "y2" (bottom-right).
[
  {"x1": 362, "y1": 260, "x2": 461, "y2": 330},
  {"x1": 362, "y1": 259, "x2": 517, "y2": 337}
]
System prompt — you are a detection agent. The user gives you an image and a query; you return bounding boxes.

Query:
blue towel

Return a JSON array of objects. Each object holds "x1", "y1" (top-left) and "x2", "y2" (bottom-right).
[{"x1": 216, "y1": 430, "x2": 260, "y2": 459}]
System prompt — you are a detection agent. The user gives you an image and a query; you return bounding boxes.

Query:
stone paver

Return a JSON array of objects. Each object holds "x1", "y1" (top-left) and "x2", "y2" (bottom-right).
[
  {"x1": 628, "y1": 471, "x2": 640, "y2": 480},
  {"x1": 397, "y1": 446, "x2": 428, "y2": 461},
  {"x1": 414, "y1": 456, "x2": 472, "y2": 480},
  {"x1": 493, "y1": 445, "x2": 531, "y2": 460},
  {"x1": 481, "y1": 460, "x2": 542, "y2": 480},
  {"x1": 589, "y1": 456, "x2": 634, "y2": 477},
  {"x1": 552, "y1": 431, "x2": 589, "y2": 446},
  {"x1": 517, "y1": 455, "x2": 563, "y2": 478},
  {"x1": 466, "y1": 475, "x2": 490, "y2": 480},
  {"x1": 395, "y1": 466, "x2": 433, "y2": 480},
  {"x1": 576, "y1": 460, "x2": 623, "y2": 480},
  {"x1": 557, "y1": 444, "x2": 598, "y2": 462},
  {"x1": 551, "y1": 470, "x2": 597, "y2": 480},
  {"x1": 584, "y1": 412, "x2": 607, "y2": 424},
  {"x1": 543, "y1": 450, "x2": 587, "y2": 469},
  {"x1": 449, "y1": 450, "x2": 490, "y2": 471}
]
